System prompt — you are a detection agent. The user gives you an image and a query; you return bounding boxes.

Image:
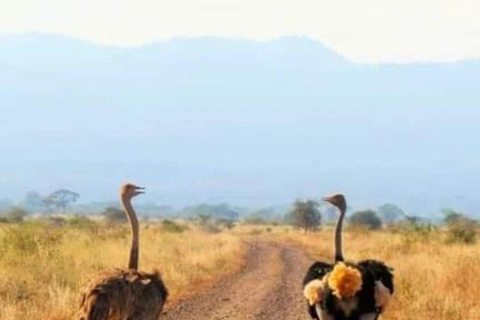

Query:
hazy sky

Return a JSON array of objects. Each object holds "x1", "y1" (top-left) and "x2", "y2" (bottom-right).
[{"x1": 1, "y1": 0, "x2": 479, "y2": 63}]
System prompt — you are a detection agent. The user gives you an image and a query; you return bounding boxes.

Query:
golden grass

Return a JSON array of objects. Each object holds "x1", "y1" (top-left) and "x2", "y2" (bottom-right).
[
  {"x1": 0, "y1": 221, "x2": 245, "y2": 320},
  {"x1": 2, "y1": 221, "x2": 479, "y2": 320},
  {"x1": 243, "y1": 225, "x2": 480, "y2": 320}
]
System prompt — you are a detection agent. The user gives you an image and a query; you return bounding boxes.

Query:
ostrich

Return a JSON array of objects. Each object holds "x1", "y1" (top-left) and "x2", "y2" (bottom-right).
[
  {"x1": 303, "y1": 194, "x2": 394, "y2": 320},
  {"x1": 77, "y1": 183, "x2": 168, "y2": 320}
]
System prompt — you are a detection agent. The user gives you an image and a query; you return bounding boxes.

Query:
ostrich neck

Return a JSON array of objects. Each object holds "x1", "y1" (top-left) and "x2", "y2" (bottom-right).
[
  {"x1": 121, "y1": 195, "x2": 139, "y2": 270},
  {"x1": 334, "y1": 207, "x2": 345, "y2": 262}
]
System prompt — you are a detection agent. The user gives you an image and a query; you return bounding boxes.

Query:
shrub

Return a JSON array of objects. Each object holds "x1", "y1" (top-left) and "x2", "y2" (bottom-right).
[
  {"x1": 242, "y1": 214, "x2": 267, "y2": 225},
  {"x1": 102, "y1": 207, "x2": 127, "y2": 223},
  {"x1": 202, "y1": 224, "x2": 221, "y2": 234},
  {"x1": 67, "y1": 215, "x2": 97, "y2": 230},
  {"x1": 161, "y1": 219, "x2": 189, "y2": 233},
  {"x1": 46, "y1": 216, "x2": 67, "y2": 226},
  {"x1": 248, "y1": 228, "x2": 263, "y2": 236},
  {"x1": 0, "y1": 223, "x2": 64, "y2": 256},
  {"x1": 446, "y1": 219, "x2": 477, "y2": 244},
  {"x1": 216, "y1": 218, "x2": 235, "y2": 230},
  {"x1": 2, "y1": 207, "x2": 29, "y2": 223},
  {"x1": 400, "y1": 223, "x2": 437, "y2": 246},
  {"x1": 288, "y1": 199, "x2": 321, "y2": 232},
  {"x1": 349, "y1": 210, "x2": 382, "y2": 230}
]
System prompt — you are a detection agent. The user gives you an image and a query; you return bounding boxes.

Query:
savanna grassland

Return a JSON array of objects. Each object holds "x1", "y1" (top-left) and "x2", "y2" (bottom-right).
[
  {"x1": 0, "y1": 219, "x2": 244, "y2": 320},
  {"x1": 241, "y1": 225, "x2": 480, "y2": 320},
  {"x1": 0, "y1": 219, "x2": 479, "y2": 320}
]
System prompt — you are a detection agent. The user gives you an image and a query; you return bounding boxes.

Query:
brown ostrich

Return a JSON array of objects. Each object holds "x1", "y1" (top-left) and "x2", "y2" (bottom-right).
[{"x1": 77, "y1": 183, "x2": 168, "y2": 320}]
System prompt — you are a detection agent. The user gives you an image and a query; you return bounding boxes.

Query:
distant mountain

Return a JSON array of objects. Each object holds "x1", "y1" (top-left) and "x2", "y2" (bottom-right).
[{"x1": 1, "y1": 34, "x2": 479, "y2": 218}]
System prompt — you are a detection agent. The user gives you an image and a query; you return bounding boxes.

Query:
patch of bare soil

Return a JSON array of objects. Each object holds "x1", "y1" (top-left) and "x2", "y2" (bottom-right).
[{"x1": 163, "y1": 241, "x2": 312, "y2": 320}]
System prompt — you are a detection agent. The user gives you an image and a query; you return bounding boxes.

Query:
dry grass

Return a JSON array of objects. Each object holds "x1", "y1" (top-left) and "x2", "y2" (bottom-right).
[
  {"x1": 239, "y1": 224, "x2": 480, "y2": 320},
  {"x1": 0, "y1": 220, "x2": 245, "y2": 320},
  {"x1": 2, "y1": 220, "x2": 479, "y2": 320}
]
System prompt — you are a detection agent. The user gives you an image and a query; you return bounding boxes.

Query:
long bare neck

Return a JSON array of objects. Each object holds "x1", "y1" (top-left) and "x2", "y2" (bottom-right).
[
  {"x1": 334, "y1": 206, "x2": 346, "y2": 262},
  {"x1": 121, "y1": 195, "x2": 139, "y2": 270}
]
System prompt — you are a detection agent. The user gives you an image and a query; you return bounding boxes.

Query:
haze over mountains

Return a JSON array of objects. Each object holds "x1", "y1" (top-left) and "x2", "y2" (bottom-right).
[{"x1": 1, "y1": 34, "x2": 479, "y2": 218}]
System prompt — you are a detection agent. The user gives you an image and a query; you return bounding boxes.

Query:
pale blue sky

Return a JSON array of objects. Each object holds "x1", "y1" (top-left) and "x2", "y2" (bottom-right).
[{"x1": 1, "y1": 0, "x2": 480, "y2": 63}]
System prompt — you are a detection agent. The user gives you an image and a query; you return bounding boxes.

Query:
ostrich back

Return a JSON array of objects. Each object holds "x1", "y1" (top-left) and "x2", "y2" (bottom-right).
[
  {"x1": 303, "y1": 260, "x2": 394, "y2": 319},
  {"x1": 78, "y1": 268, "x2": 168, "y2": 320}
]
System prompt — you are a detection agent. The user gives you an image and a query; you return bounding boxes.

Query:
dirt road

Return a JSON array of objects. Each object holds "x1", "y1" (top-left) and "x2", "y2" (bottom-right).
[{"x1": 163, "y1": 241, "x2": 313, "y2": 320}]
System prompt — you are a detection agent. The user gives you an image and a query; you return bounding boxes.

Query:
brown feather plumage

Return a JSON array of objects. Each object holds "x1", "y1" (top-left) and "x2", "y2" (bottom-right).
[
  {"x1": 76, "y1": 183, "x2": 168, "y2": 320},
  {"x1": 78, "y1": 269, "x2": 168, "y2": 320}
]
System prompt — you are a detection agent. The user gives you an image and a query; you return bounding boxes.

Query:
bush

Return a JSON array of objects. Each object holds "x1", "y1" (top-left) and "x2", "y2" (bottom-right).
[
  {"x1": 102, "y1": 207, "x2": 127, "y2": 223},
  {"x1": 242, "y1": 214, "x2": 267, "y2": 225},
  {"x1": 202, "y1": 224, "x2": 221, "y2": 234},
  {"x1": 248, "y1": 228, "x2": 263, "y2": 236},
  {"x1": 0, "y1": 223, "x2": 64, "y2": 256},
  {"x1": 216, "y1": 218, "x2": 235, "y2": 230},
  {"x1": 67, "y1": 215, "x2": 97, "y2": 230},
  {"x1": 446, "y1": 219, "x2": 477, "y2": 244},
  {"x1": 400, "y1": 223, "x2": 437, "y2": 245},
  {"x1": 161, "y1": 219, "x2": 188, "y2": 233},
  {"x1": 46, "y1": 216, "x2": 67, "y2": 226},
  {"x1": 288, "y1": 199, "x2": 321, "y2": 232},
  {"x1": 349, "y1": 210, "x2": 382, "y2": 230},
  {"x1": 2, "y1": 207, "x2": 29, "y2": 223}
]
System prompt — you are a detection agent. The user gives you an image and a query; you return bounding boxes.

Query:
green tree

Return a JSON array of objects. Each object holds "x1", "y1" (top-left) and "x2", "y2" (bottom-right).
[
  {"x1": 196, "y1": 213, "x2": 212, "y2": 227},
  {"x1": 288, "y1": 199, "x2": 321, "y2": 232},
  {"x1": 46, "y1": 189, "x2": 80, "y2": 214},
  {"x1": 0, "y1": 199, "x2": 14, "y2": 212},
  {"x1": 21, "y1": 191, "x2": 45, "y2": 212},
  {"x1": 377, "y1": 203, "x2": 405, "y2": 224},
  {"x1": 404, "y1": 215, "x2": 422, "y2": 225},
  {"x1": 349, "y1": 210, "x2": 382, "y2": 230},
  {"x1": 102, "y1": 206, "x2": 127, "y2": 223},
  {"x1": 2, "y1": 207, "x2": 29, "y2": 223},
  {"x1": 442, "y1": 208, "x2": 466, "y2": 225}
]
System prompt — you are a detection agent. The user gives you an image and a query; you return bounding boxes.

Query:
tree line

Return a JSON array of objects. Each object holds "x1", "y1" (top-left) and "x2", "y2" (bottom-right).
[{"x1": 287, "y1": 198, "x2": 478, "y2": 236}]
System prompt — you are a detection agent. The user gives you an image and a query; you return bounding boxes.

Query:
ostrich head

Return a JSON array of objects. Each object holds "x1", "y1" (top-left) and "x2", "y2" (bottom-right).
[
  {"x1": 322, "y1": 194, "x2": 346, "y2": 213},
  {"x1": 120, "y1": 183, "x2": 145, "y2": 199}
]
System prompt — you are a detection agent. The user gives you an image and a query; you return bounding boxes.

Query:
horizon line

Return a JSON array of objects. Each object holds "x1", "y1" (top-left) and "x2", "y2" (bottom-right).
[{"x1": 1, "y1": 31, "x2": 479, "y2": 66}]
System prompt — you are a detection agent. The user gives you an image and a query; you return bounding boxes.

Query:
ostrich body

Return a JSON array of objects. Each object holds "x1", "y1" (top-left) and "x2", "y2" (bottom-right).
[
  {"x1": 303, "y1": 194, "x2": 394, "y2": 320},
  {"x1": 77, "y1": 184, "x2": 168, "y2": 320}
]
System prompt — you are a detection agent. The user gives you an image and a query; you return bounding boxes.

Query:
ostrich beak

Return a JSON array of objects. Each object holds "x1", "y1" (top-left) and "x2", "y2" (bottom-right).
[
  {"x1": 133, "y1": 186, "x2": 145, "y2": 196},
  {"x1": 322, "y1": 196, "x2": 333, "y2": 203}
]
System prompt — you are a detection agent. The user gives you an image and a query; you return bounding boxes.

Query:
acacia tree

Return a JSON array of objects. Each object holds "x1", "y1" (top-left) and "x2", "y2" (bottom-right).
[
  {"x1": 102, "y1": 206, "x2": 127, "y2": 223},
  {"x1": 377, "y1": 203, "x2": 405, "y2": 224},
  {"x1": 21, "y1": 191, "x2": 45, "y2": 212},
  {"x1": 349, "y1": 210, "x2": 382, "y2": 230},
  {"x1": 289, "y1": 199, "x2": 321, "y2": 233},
  {"x1": 46, "y1": 189, "x2": 80, "y2": 214}
]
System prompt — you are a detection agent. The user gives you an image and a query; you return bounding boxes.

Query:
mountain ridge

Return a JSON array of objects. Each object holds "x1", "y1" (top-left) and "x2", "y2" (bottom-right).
[{"x1": 1, "y1": 34, "x2": 479, "y2": 217}]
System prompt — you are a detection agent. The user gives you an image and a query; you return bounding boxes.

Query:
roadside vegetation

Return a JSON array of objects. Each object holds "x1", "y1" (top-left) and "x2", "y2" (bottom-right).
[
  {"x1": 0, "y1": 219, "x2": 245, "y2": 320},
  {"x1": 235, "y1": 222, "x2": 480, "y2": 320},
  {"x1": 0, "y1": 197, "x2": 478, "y2": 320}
]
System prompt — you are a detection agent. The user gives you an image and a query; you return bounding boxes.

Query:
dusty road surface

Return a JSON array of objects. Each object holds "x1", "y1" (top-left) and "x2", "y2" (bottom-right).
[{"x1": 163, "y1": 241, "x2": 313, "y2": 320}]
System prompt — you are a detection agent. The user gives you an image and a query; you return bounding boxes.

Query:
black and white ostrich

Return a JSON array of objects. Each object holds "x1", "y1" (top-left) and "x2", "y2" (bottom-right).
[{"x1": 303, "y1": 194, "x2": 394, "y2": 320}]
